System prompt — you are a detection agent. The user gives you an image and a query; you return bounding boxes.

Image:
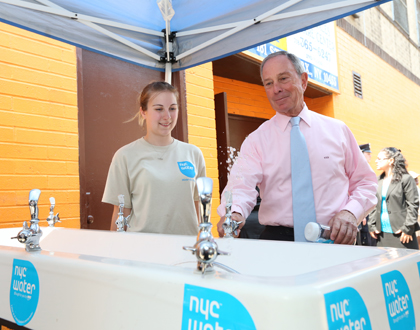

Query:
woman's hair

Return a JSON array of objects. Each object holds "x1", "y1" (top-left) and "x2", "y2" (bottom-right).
[
  {"x1": 380, "y1": 147, "x2": 408, "y2": 182},
  {"x1": 127, "y1": 81, "x2": 179, "y2": 126}
]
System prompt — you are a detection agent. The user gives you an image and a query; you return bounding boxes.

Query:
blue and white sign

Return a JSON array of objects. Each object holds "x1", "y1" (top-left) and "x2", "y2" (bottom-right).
[
  {"x1": 324, "y1": 287, "x2": 372, "y2": 330},
  {"x1": 381, "y1": 270, "x2": 415, "y2": 330},
  {"x1": 181, "y1": 284, "x2": 256, "y2": 330},
  {"x1": 248, "y1": 22, "x2": 339, "y2": 90},
  {"x1": 287, "y1": 23, "x2": 338, "y2": 90},
  {"x1": 248, "y1": 42, "x2": 283, "y2": 59},
  {"x1": 178, "y1": 161, "x2": 196, "y2": 178},
  {"x1": 9, "y1": 259, "x2": 40, "y2": 326}
]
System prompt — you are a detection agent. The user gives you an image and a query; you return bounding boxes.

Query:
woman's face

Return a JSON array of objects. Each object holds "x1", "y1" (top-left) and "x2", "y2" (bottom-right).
[
  {"x1": 141, "y1": 91, "x2": 178, "y2": 139},
  {"x1": 375, "y1": 151, "x2": 392, "y2": 171}
]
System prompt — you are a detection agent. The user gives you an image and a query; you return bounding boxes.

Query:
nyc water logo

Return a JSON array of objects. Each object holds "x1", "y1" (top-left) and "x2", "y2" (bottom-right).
[
  {"x1": 181, "y1": 284, "x2": 256, "y2": 330},
  {"x1": 381, "y1": 270, "x2": 415, "y2": 330},
  {"x1": 178, "y1": 161, "x2": 196, "y2": 179},
  {"x1": 9, "y1": 259, "x2": 40, "y2": 326},
  {"x1": 324, "y1": 287, "x2": 372, "y2": 330}
]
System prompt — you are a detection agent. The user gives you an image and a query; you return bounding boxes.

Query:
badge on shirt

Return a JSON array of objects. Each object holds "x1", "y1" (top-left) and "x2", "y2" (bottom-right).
[{"x1": 178, "y1": 161, "x2": 196, "y2": 178}]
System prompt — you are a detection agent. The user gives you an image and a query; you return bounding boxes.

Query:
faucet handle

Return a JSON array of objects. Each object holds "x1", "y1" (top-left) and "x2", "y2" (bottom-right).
[
  {"x1": 183, "y1": 246, "x2": 197, "y2": 254},
  {"x1": 54, "y1": 213, "x2": 61, "y2": 225},
  {"x1": 124, "y1": 213, "x2": 131, "y2": 229}
]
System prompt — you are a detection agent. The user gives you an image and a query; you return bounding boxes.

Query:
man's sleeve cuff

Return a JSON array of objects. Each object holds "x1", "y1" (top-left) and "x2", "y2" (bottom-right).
[{"x1": 341, "y1": 199, "x2": 364, "y2": 222}]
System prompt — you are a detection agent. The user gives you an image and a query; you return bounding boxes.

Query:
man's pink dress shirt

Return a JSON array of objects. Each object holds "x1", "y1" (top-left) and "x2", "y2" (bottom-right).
[{"x1": 217, "y1": 105, "x2": 378, "y2": 227}]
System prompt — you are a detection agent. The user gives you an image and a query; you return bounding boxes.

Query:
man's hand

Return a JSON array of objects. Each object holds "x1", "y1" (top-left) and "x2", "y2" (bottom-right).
[
  {"x1": 370, "y1": 230, "x2": 380, "y2": 239},
  {"x1": 328, "y1": 210, "x2": 358, "y2": 245},
  {"x1": 217, "y1": 212, "x2": 246, "y2": 238},
  {"x1": 395, "y1": 230, "x2": 413, "y2": 244}
]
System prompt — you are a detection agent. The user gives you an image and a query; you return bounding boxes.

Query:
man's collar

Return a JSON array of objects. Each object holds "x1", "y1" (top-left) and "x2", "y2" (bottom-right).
[{"x1": 275, "y1": 103, "x2": 312, "y2": 131}]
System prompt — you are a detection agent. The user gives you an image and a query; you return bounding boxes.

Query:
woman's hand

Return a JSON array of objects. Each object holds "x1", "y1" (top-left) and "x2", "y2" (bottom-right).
[
  {"x1": 370, "y1": 230, "x2": 380, "y2": 239},
  {"x1": 395, "y1": 230, "x2": 413, "y2": 244}
]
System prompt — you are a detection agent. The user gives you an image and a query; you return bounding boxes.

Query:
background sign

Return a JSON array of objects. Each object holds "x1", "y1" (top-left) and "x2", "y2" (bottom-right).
[{"x1": 248, "y1": 22, "x2": 339, "y2": 90}]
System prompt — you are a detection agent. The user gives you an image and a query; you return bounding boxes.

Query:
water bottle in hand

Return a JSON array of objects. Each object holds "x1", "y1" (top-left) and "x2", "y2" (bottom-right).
[{"x1": 305, "y1": 222, "x2": 334, "y2": 244}]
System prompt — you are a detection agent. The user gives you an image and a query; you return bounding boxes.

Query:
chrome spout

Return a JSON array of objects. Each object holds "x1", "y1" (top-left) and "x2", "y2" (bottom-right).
[
  {"x1": 196, "y1": 177, "x2": 213, "y2": 224},
  {"x1": 222, "y1": 190, "x2": 242, "y2": 238},
  {"x1": 12, "y1": 189, "x2": 43, "y2": 252},
  {"x1": 47, "y1": 197, "x2": 61, "y2": 227},
  {"x1": 116, "y1": 194, "x2": 131, "y2": 232},
  {"x1": 183, "y1": 177, "x2": 230, "y2": 274},
  {"x1": 29, "y1": 189, "x2": 41, "y2": 220}
]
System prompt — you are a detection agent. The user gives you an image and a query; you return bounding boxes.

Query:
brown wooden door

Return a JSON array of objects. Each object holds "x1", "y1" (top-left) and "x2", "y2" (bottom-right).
[
  {"x1": 228, "y1": 114, "x2": 267, "y2": 151},
  {"x1": 214, "y1": 92, "x2": 267, "y2": 196},
  {"x1": 77, "y1": 49, "x2": 187, "y2": 230}
]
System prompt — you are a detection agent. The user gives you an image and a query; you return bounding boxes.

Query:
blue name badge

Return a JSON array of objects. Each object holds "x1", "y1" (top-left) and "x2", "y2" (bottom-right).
[
  {"x1": 324, "y1": 287, "x2": 372, "y2": 330},
  {"x1": 181, "y1": 284, "x2": 256, "y2": 330},
  {"x1": 381, "y1": 270, "x2": 415, "y2": 330},
  {"x1": 10, "y1": 259, "x2": 40, "y2": 326},
  {"x1": 178, "y1": 161, "x2": 196, "y2": 178}
]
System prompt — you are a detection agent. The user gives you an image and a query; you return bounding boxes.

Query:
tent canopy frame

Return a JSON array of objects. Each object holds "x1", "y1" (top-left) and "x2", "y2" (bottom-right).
[{"x1": 0, "y1": 0, "x2": 383, "y2": 82}]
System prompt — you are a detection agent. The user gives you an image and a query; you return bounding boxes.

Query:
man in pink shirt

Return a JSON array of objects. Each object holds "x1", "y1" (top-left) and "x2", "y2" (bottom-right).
[{"x1": 216, "y1": 51, "x2": 377, "y2": 244}]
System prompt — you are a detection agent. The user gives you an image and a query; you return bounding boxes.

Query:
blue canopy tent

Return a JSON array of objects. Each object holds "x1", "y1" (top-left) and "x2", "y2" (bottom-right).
[{"x1": 0, "y1": 0, "x2": 390, "y2": 82}]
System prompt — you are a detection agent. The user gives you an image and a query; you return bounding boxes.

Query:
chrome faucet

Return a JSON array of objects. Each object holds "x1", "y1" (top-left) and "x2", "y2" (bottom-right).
[
  {"x1": 46, "y1": 197, "x2": 61, "y2": 227},
  {"x1": 116, "y1": 194, "x2": 131, "y2": 232},
  {"x1": 183, "y1": 177, "x2": 231, "y2": 274},
  {"x1": 222, "y1": 190, "x2": 242, "y2": 238},
  {"x1": 12, "y1": 189, "x2": 43, "y2": 252}
]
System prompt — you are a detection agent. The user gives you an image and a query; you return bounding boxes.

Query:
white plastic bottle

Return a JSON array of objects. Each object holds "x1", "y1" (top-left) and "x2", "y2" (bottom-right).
[{"x1": 305, "y1": 222, "x2": 334, "y2": 244}]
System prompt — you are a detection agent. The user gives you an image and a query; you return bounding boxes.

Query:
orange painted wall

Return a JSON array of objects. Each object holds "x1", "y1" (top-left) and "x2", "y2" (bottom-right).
[
  {"x1": 333, "y1": 26, "x2": 420, "y2": 175},
  {"x1": 185, "y1": 63, "x2": 220, "y2": 231},
  {"x1": 0, "y1": 23, "x2": 80, "y2": 228},
  {"x1": 214, "y1": 76, "x2": 275, "y2": 119},
  {"x1": 213, "y1": 75, "x2": 334, "y2": 119}
]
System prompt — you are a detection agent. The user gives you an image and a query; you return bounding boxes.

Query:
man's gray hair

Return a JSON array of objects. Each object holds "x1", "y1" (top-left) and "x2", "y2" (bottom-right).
[{"x1": 260, "y1": 51, "x2": 305, "y2": 81}]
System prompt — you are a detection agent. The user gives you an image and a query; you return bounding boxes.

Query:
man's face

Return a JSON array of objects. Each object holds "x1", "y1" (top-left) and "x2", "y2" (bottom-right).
[
  {"x1": 262, "y1": 55, "x2": 308, "y2": 117},
  {"x1": 363, "y1": 152, "x2": 372, "y2": 163}
]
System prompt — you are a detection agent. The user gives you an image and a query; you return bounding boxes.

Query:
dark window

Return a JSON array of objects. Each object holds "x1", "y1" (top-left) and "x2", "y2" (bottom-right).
[
  {"x1": 353, "y1": 72, "x2": 363, "y2": 99},
  {"x1": 394, "y1": 0, "x2": 409, "y2": 34}
]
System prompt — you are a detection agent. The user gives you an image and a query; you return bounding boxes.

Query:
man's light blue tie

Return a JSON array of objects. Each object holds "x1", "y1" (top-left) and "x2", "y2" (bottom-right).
[{"x1": 290, "y1": 116, "x2": 316, "y2": 242}]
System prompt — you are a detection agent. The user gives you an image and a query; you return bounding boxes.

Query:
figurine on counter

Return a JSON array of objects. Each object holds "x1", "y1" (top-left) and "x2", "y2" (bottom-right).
[
  {"x1": 216, "y1": 51, "x2": 378, "y2": 244},
  {"x1": 102, "y1": 81, "x2": 206, "y2": 235}
]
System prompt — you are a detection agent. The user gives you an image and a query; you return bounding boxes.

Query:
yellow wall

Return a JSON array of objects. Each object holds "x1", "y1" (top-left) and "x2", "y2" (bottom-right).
[
  {"x1": 334, "y1": 26, "x2": 420, "y2": 175},
  {"x1": 185, "y1": 63, "x2": 220, "y2": 231},
  {"x1": 0, "y1": 23, "x2": 80, "y2": 228}
]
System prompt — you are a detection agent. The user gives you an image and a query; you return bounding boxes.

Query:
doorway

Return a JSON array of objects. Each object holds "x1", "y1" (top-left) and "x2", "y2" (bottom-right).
[{"x1": 77, "y1": 49, "x2": 187, "y2": 230}]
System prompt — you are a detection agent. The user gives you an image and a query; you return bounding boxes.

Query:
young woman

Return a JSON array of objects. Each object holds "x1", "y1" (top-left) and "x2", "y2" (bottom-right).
[
  {"x1": 369, "y1": 147, "x2": 419, "y2": 249},
  {"x1": 102, "y1": 82, "x2": 206, "y2": 235}
]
